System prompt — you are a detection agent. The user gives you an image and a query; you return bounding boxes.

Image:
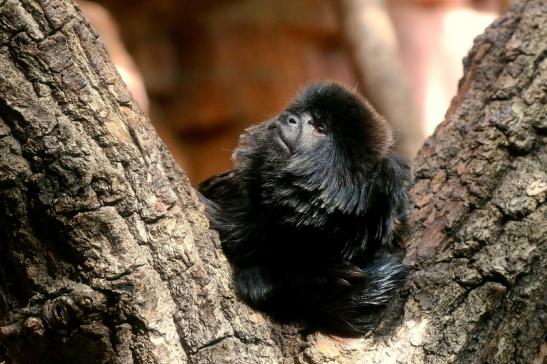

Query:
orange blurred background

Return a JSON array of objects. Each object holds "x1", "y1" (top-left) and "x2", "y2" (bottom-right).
[{"x1": 79, "y1": 0, "x2": 509, "y2": 184}]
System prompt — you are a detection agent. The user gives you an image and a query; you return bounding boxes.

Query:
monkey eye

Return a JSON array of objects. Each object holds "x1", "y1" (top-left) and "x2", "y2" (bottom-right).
[{"x1": 310, "y1": 119, "x2": 326, "y2": 134}]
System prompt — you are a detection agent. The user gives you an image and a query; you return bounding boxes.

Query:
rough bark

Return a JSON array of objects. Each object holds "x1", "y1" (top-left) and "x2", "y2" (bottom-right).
[{"x1": 0, "y1": 0, "x2": 544, "y2": 363}]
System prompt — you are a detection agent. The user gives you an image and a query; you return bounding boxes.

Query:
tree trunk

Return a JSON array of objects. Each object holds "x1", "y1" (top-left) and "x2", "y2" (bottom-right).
[{"x1": 0, "y1": 0, "x2": 544, "y2": 363}]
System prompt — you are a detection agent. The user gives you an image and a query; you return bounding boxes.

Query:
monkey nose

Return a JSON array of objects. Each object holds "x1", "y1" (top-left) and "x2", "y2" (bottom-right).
[{"x1": 280, "y1": 113, "x2": 299, "y2": 126}]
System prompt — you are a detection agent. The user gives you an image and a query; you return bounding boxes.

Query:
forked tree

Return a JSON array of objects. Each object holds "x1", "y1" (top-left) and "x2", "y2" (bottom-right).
[{"x1": 0, "y1": 0, "x2": 545, "y2": 363}]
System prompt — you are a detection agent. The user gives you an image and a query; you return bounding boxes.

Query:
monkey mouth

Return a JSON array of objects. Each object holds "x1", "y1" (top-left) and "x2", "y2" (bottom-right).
[{"x1": 273, "y1": 130, "x2": 292, "y2": 154}]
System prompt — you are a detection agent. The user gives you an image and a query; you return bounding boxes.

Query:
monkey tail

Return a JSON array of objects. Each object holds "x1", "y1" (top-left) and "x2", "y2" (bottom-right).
[{"x1": 308, "y1": 256, "x2": 409, "y2": 336}]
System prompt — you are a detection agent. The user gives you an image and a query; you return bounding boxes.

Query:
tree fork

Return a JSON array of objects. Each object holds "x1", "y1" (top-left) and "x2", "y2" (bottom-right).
[{"x1": 0, "y1": 0, "x2": 545, "y2": 363}]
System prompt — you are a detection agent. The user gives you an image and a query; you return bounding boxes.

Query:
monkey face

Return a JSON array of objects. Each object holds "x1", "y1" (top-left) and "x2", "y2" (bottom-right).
[
  {"x1": 235, "y1": 83, "x2": 391, "y2": 171},
  {"x1": 231, "y1": 83, "x2": 396, "y2": 226},
  {"x1": 288, "y1": 83, "x2": 393, "y2": 160},
  {"x1": 267, "y1": 111, "x2": 327, "y2": 156}
]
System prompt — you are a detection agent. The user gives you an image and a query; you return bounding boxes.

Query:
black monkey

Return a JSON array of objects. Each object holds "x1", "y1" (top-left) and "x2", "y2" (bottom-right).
[{"x1": 198, "y1": 82, "x2": 412, "y2": 336}]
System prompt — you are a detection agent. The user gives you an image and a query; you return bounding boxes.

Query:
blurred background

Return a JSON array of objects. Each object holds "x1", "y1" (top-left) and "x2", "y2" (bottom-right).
[{"x1": 78, "y1": 0, "x2": 510, "y2": 184}]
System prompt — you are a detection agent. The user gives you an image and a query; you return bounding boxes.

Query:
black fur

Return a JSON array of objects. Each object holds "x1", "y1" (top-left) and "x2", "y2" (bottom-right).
[{"x1": 198, "y1": 82, "x2": 412, "y2": 336}]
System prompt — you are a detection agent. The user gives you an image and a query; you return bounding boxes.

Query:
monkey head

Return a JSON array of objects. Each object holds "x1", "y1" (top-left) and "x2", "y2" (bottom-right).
[
  {"x1": 229, "y1": 83, "x2": 402, "y2": 230},
  {"x1": 274, "y1": 83, "x2": 392, "y2": 160}
]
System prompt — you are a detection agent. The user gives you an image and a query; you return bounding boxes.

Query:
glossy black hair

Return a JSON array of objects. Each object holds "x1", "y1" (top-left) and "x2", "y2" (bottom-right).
[{"x1": 199, "y1": 82, "x2": 412, "y2": 336}]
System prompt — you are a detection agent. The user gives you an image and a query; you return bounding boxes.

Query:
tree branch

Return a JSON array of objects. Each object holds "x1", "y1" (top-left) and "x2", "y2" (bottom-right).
[{"x1": 0, "y1": 0, "x2": 544, "y2": 363}]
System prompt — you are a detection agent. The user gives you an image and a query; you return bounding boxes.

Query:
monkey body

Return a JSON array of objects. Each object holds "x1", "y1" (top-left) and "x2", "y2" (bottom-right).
[{"x1": 199, "y1": 83, "x2": 411, "y2": 336}]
